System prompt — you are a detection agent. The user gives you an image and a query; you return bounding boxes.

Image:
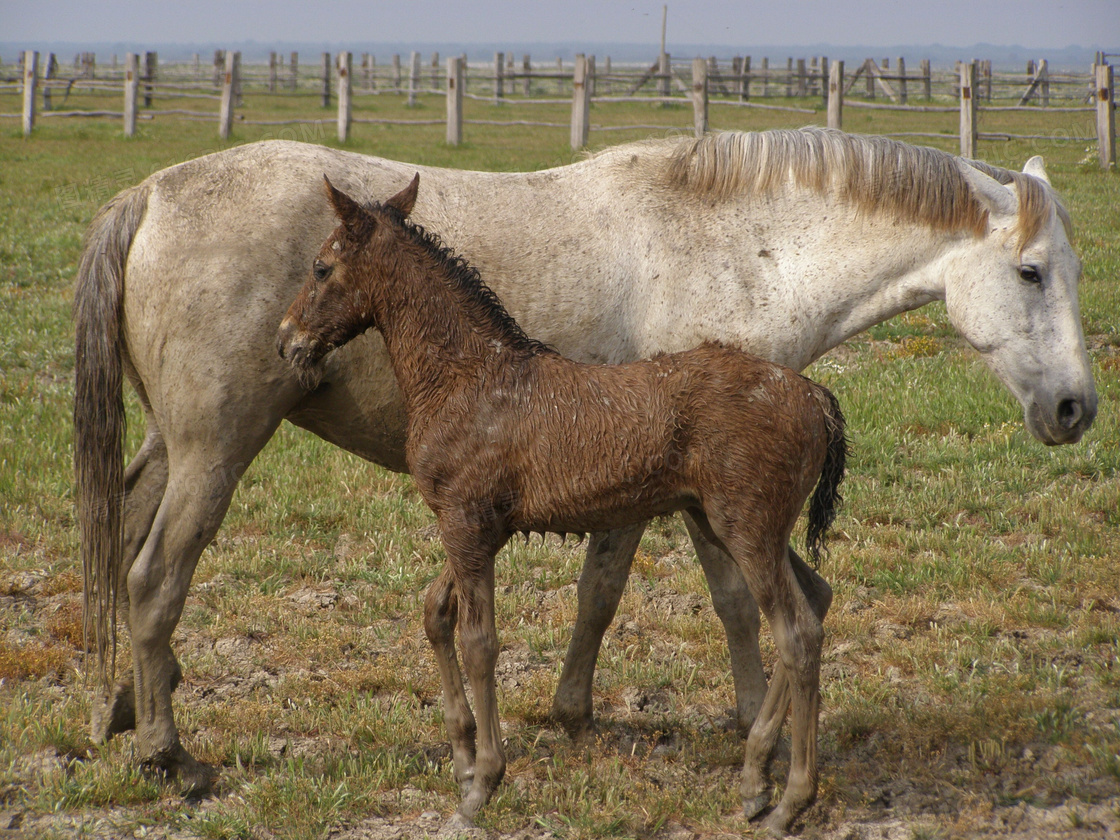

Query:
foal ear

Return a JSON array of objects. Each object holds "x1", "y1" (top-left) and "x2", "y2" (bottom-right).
[
  {"x1": 385, "y1": 173, "x2": 420, "y2": 217},
  {"x1": 322, "y1": 175, "x2": 369, "y2": 230}
]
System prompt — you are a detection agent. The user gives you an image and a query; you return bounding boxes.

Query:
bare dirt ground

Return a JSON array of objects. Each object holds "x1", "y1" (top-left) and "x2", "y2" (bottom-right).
[{"x1": 3, "y1": 566, "x2": 1118, "y2": 840}]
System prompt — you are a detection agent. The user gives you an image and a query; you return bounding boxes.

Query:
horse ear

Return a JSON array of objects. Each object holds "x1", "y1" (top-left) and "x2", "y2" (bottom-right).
[
  {"x1": 322, "y1": 175, "x2": 369, "y2": 231},
  {"x1": 1022, "y1": 155, "x2": 1051, "y2": 185},
  {"x1": 385, "y1": 173, "x2": 420, "y2": 217},
  {"x1": 956, "y1": 161, "x2": 1018, "y2": 219}
]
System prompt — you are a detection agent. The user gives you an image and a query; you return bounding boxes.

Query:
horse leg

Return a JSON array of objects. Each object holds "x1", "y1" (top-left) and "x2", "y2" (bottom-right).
[
  {"x1": 447, "y1": 553, "x2": 505, "y2": 822},
  {"x1": 680, "y1": 512, "x2": 767, "y2": 736},
  {"x1": 551, "y1": 522, "x2": 647, "y2": 739},
  {"x1": 124, "y1": 439, "x2": 266, "y2": 797},
  {"x1": 92, "y1": 422, "x2": 172, "y2": 743},
  {"x1": 423, "y1": 567, "x2": 476, "y2": 795}
]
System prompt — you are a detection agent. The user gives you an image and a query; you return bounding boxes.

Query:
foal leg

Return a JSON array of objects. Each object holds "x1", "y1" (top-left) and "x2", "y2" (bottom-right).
[
  {"x1": 733, "y1": 547, "x2": 823, "y2": 833},
  {"x1": 423, "y1": 567, "x2": 476, "y2": 795},
  {"x1": 738, "y1": 546, "x2": 833, "y2": 820},
  {"x1": 449, "y1": 558, "x2": 506, "y2": 822},
  {"x1": 681, "y1": 512, "x2": 767, "y2": 735},
  {"x1": 551, "y1": 522, "x2": 647, "y2": 739}
]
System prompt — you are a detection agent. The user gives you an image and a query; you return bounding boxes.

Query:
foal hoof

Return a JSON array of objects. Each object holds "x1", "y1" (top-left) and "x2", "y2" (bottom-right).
[
  {"x1": 549, "y1": 706, "x2": 597, "y2": 744},
  {"x1": 743, "y1": 789, "x2": 773, "y2": 821}
]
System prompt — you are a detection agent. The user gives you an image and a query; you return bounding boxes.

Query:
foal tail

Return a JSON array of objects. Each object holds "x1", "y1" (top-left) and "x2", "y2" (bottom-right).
[
  {"x1": 74, "y1": 182, "x2": 150, "y2": 691},
  {"x1": 805, "y1": 383, "x2": 848, "y2": 567}
]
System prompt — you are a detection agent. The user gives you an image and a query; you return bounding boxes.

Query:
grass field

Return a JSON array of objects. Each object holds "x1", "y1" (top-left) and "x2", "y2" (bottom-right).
[{"x1": 0, "y1": 84, "x2": 1118, "y2": 839}]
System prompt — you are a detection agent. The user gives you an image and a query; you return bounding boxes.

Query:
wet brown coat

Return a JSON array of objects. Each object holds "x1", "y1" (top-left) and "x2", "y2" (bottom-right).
[{"x1": 278, "y1": 176, "x2": 847, "y2": 832}]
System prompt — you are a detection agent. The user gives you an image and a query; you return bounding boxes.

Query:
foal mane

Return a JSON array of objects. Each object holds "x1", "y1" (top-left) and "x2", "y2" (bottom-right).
[
  {"x1": 372, "y1": 201, "x2": 557, "y2": 357},
  {"x1": 651, "y1": 128, "x2": 1068, "y2": 250}
]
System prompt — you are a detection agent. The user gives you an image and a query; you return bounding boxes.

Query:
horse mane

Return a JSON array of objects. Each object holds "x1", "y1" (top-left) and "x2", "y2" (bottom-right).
[
  {"x1": 373, "y1": 201, "x2": 557, "y2": 357},
  {"x1": 644, "y1": 128, "x2": 1067, "y2": 251}
]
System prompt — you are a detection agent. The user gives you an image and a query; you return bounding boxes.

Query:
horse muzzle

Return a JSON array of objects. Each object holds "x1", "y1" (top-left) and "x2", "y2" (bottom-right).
[{"x1": 1025, "y1": 388, "x2": 1098, "y2": 446}]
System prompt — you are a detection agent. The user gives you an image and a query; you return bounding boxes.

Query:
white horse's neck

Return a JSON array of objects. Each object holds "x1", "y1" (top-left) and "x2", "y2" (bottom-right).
[{"x1": 464, "y1": 171, "x2": 959, "y2": 373}]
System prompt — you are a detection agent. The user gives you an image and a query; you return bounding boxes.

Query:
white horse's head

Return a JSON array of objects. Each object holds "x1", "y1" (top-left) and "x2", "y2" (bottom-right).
[{"x1": 945, "y1": 158, "x2": 1096, "y2": 445}]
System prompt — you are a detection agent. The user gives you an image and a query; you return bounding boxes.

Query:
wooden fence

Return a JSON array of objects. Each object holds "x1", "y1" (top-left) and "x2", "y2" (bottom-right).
[{"x1": 2, "y1": 49, "x2": 1115, "y2": 168}]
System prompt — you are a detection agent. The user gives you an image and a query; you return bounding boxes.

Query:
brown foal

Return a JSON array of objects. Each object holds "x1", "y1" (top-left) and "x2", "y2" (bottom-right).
[{"x1": 277, "y1": 175, "x2": 848, "y2": 833}]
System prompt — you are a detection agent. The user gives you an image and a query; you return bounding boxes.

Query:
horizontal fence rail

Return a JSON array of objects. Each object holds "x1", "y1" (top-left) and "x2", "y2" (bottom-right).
[{"x1": 2, "y1": 49, "x2": 1115, "y2": 168}]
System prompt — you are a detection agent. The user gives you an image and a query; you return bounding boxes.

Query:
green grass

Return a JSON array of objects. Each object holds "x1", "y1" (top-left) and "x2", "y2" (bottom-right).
[{"x1": 0, "y1": 80, "x2": 1118, "y2": 838}]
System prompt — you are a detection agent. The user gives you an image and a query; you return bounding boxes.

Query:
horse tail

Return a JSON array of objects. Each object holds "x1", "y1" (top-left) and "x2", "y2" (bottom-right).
[
  {"x1": 804, "y1": 382, "x2": 848, "y2": 567},
  {"x1": 74, "y1": 182, "x2": 149, "y2": 692}
]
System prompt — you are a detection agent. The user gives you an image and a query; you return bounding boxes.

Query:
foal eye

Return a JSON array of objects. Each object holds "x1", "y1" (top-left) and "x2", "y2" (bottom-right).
[
  {"x1": 1018, "y1": 265, "x2": 1042, "y2": 284},
  {"x1": 313, "y1": 260, "x2": 332, "y2": 281}
]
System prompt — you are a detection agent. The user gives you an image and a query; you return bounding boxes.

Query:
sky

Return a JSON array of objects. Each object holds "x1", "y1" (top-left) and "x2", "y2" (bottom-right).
[{"x1": 3, "y1": 0, "x2": 1117, "y2": 50}]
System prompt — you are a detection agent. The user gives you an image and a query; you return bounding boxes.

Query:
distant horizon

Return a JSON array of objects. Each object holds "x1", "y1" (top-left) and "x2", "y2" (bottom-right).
[
  {"x1": 4, "y1": 0, "x2": 1116, "y2": 58},
  {"x1": 1, "y1": 39, "x2": 1110, "y2": 73}
]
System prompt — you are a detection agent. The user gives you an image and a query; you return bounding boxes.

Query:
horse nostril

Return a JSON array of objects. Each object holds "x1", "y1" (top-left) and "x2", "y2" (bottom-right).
[{"x1": 1056, "y1": 398, "x2": 1082, "y2": 430}]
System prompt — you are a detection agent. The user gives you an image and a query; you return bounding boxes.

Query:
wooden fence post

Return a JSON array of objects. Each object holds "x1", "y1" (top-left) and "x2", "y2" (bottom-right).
[
  {"x1": 494, "y1": 52, "x2": 504, "y2": 103},
  {"x1": 570, "y1": 54, "x2": 590, "y2": 150},
  {"x1": 820, "y1": 56, "x2": 828, "y2": 106},
  {"x1": 269, "y1": 52, "x2": 277, "y2": 92},
  {"x1": 921, "y1": 59, "x2": 931, "y2": 100},
  {"x1": 290, "y1": 52, "x2": 298, "y2": 91},
  {"x1": 42, "y1": 53, "x2": 56, "y2": 111},
  {"x1": 320, "y1": 52, "x2": 331, "y2": 107},
  {"x1": 123, "y1": 52, "x2": 139, "y2": 137},
  {"x1": 392, "y1": 54, "x2": 402, "y2": 92},
  {"x1": 897, "y1": 56, "x2": 907, "y2": 104},
  {"x1": 740, "y1": 55, "x2": 751, "y2": 101},
  {"x1": 959, "y1": 60, "x2": 978, "y2": 158},
  {"x1": 219, "y1": 50, "x2": 238, "y2": 139},
  {"x1": 796, "y1": 58, "x2": 807, "y2": 96},
  {"x1": 658, "y1": 51, "x2": 671, "y2": 99},
  {"x1": 1039, "y1": 59, "x2": 1050, "y2": 106},
  {"x1": 692, "y1": 56, "x2": 708, "y2": 137},
  {"x1": 1097, "y1": 62, "x2": 1116, "y2": 169},
  {"x1": 522, "y1": 54, "x2": 531, "y2": 95},
  {"x1": 213, "y1": 50, "x2": 224, "y2": 87},
  {"x1": 557, "y1": 57, "x2": 564, "y2": 95},
  {"x1": 431, "y1": 53, "x2": 440, "y2": 91},
  {"x1": 446, "y1": 56, "x2": 463, "y2": 145},
  {"x1": 143, "y1": 51, "x2": 157, "y2": 108},
  {"x1": 827, "y1": 59, "x2": 843, "y2": 130},
  {"x1": 408, "y1": 51, "x2": 420, "y2": 106},
  {"x1": 760, "y1": 57, "x2": 769, "y2": 96},
  {"x1": 21, "y1": 50, "x2": 37, "y2": 136},
  {"x1": 338, "y1": 51, "x2": 352, "y2": 141}
]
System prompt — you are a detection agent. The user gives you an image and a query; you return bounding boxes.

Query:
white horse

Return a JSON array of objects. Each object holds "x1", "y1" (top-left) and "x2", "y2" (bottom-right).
[{"x1": 75, "y1": 127, "x2": 1095, "y2": 796}]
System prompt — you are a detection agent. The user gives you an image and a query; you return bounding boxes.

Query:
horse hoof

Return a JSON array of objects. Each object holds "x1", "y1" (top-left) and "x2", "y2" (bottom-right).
[
  {"x1": 759, "y1": 810, "x2": 792, "y2": 837},
  {"x1": 140, "y1": 744, "x2": 216, "y2": 800},
  {"x1": 743, "y1": 789, "x2": 773, "y2": 821},
  {"x1": 442, "y1": 812, "x2": 482, "y2": 837}
]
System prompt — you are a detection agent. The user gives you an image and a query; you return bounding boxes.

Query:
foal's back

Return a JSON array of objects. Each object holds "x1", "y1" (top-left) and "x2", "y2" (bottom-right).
[{"x1": 409, "y1": 342, "x2": 829, "y2": 537}]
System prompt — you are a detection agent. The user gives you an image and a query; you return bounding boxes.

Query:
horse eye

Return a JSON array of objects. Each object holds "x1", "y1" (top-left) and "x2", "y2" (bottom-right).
[
  {"x1": 313, "y1": 260, "x2": 332, "y2": 282},
  {"x1": 1018, "y1": 265, "x2": 1042, "y2": 284}
]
